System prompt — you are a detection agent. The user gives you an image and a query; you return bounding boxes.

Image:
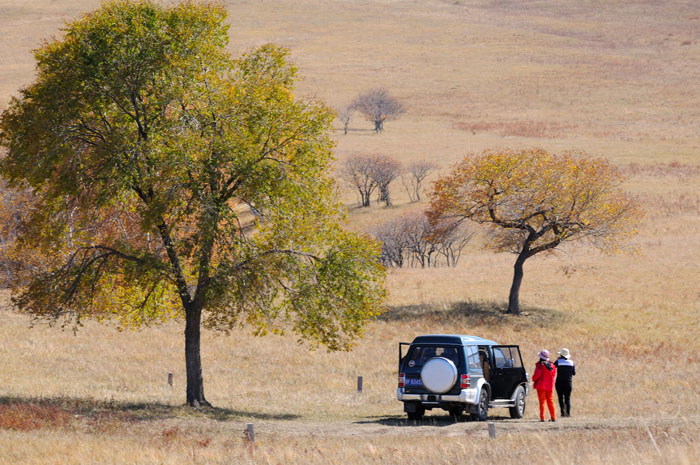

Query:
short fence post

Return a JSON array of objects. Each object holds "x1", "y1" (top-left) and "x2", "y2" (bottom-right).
[
  {"x1": 167, "y1": 372, "x2": 173, "y2": 387},
  {"x1": 245, "y1": 423, "x2": 255, "y2": 444},
  {"x1": 488, "y1": 422, "x2": 496, "y2": 439},
  {"x1": 357, "y1": 376, "x2": 363, "y2": 393}
]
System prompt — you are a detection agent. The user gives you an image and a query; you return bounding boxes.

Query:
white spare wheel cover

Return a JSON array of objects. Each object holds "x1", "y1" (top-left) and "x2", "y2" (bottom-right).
[{"x1": 420, "y1": 357, "x2": 458, "y2": 394}]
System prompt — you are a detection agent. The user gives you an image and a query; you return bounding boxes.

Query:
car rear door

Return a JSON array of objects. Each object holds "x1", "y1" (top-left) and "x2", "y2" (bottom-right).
[
  {"x1": 400, "y1": 344, "x2": 463, "y2": 393},
  {"x1": 489, "y1": 345, "x2": 525, "y2": 399}
]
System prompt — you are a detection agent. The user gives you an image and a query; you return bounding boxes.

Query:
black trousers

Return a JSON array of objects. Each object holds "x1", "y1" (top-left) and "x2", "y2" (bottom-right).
[{"x1": 556, "y1": 384, "x2": 572, "y2": 416}]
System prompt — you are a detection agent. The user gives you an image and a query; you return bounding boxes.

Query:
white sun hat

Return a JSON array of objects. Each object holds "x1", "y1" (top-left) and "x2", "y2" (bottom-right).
[{"x1": 558, "y1": 348, "x2": 571, "y2": 359}]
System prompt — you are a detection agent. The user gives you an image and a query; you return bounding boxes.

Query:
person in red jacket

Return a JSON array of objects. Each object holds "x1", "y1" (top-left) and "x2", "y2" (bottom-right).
[{"x1": 532, "y1": 349, "x2": 557, "y2": 422}]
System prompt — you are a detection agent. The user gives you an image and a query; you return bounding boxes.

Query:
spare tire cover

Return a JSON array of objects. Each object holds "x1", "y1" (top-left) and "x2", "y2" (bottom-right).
[{"x1": 421, "y1": 357, "x2": 458, "y2": 393}]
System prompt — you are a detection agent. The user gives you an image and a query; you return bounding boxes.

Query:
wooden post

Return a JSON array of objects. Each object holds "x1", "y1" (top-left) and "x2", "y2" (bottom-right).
[
  {"x1": 357, "y1": 376, "x2": 363, "y2": 392},
  {"x1": 245, "y1": 423, "x2": 255, "y2": 444},
  {"x1": 167, "y1": 372, "x2": 173, "y2": 387},
  {"x1": 488, "y1": 422, "x2": 496, "y2": 439}
]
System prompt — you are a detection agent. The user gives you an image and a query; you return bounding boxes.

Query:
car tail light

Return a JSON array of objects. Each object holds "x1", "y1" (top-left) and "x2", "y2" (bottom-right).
[
  {"x1": 461, "y1": 374, "x2": 470, "y2": 388},
  {"x1": 399, "y1": 373, "x2": 405, "y2": 388}
]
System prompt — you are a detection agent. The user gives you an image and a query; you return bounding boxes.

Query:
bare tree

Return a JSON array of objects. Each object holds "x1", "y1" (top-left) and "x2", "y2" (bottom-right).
[
  {"x1": 401, "y1": 211, "x2": 439, "y2": 268},
  {"x1": 352, "y1": 88, "x2": 405, "y2": 133},
  {"x1": 372, "y1": 217, "x2": 410, "y2": 268},
  {"x1": 430, "y1": 219, "x2": 474, "y2": 267},
  {"x1": 342, "y1": 154, "x2": 378, "y2": 207},
  {"x1": 371, "y1": 211, "x2": 472, "y2": 268},
  {"x1": 370, "y1": 155, "x2": 402, "y2": 207},
  {"x1": 337, "y1": 105, "x2": 353, "y2": 135},
  {"x1": 402, "y1": 160, "x2": 438, "y2": 202},
  {"x1": 341, "y1": 154, "x2": 401, "y2": 207}
]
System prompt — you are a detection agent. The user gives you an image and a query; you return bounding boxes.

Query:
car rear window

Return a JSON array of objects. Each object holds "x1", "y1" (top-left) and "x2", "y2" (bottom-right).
[{"x1": 406, "y1": 345, "x2": 460, "y2": 367}]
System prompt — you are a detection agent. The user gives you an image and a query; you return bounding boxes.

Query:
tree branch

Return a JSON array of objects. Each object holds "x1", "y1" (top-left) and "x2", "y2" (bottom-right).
[
  {"x1": 230, "y1": 248, "x2": 320, "y2": 273},
  {"x1": 156, "y1": 219, "x2": 192, "y2": 306}
]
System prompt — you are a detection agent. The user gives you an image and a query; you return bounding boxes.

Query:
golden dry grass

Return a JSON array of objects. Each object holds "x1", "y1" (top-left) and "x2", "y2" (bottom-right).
[
  {"x1": 0, "y1": 0, "x2": 699, "y2": 463},
  {"x1": 1, "y1": 423, "x2": 699, "y2": 465}
]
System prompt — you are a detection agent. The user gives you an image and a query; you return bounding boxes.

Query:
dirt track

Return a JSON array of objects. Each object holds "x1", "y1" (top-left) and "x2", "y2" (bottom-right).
[{"x1": 232, "y1": 414, "x2": 700, "y2": 440}]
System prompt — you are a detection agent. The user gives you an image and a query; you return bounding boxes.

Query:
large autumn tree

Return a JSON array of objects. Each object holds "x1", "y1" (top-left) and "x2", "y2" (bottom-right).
[
  {"x1": 428, "y1": 148, "x2": 639, "y2": 314},
  {"x1": 0, "y1": 0, "x2": 385, "y2": 406}
]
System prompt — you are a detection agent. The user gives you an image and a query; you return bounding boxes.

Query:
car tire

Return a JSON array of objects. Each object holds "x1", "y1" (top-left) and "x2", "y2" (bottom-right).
[
  {"x1": 471, "y1": 388, "x2": 489, "y2": 422},
  {"x1": 448, "y1": 406, "x2": 463, "y2": 420},
  {"x1": 509, "y1": 386, "x2": 526, "y2": 419},
  {"x1": 407, "y1": 408, "x2": 424, "y2": 421}
]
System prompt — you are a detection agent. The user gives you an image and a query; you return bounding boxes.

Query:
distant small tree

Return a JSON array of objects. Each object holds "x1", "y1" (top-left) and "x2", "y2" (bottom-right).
[
  {"x1": 370, "y1": 155, "x2": 402, "y2": 207},
  {"x1": 372, "y1": 217, "x2": 409, "y2": 268},
  {"x1": 342, "y1": 154, "x2": 378, "y2": 207},
  {"x1": 402, "y1": 160, "x2": 438, "y2": 202},
  {"x1": 430, "y1": 219, "x2": 474, "y2": 267},
  {"x1": 337, "y1": 105, "x2": 353, "y2": 135},
  {"x1": 372, "y1": 211, "x2": 472, "y2": 268},
  {"x1": 353, "y1": 88, "x2": 405, "y2": 133},
  {"x1": 401, "y1": 211, "x2": 439, "y2": 268},
  {"x1": 429, "y1": 148, "x2": 640, "y2": 315},
  {"x1": 342, "y1": 154, "x2": 401, "y2": 207}
]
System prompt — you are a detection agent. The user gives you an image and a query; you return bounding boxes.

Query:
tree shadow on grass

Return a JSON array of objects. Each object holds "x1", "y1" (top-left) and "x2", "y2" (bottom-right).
[
  {"x1": 379, "y1": 300, "x2": 568, "y2": 328},
  {"x1": 0, "y1": 395, "x2": 299, "y2": 422}
]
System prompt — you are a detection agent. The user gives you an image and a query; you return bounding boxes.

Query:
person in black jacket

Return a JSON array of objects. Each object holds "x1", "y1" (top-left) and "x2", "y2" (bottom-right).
[{"x1": 554, "y1": 348, "x2": 576, "y2": 417}]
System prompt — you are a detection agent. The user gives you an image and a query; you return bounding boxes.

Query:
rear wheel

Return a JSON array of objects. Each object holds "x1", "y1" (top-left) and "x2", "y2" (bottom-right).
[
  {"x1": 407, "y1": 409, "x2": 424, "y2": 421},
  {"x1": 448, "y1": 406, "x2": 463, "y2": 420},
  {"x1": 509, "y1": 386, "x2": 526, "y2": 419},
  {"x1": 470, "y1": 388, "x2": 489, "y2": 422}
]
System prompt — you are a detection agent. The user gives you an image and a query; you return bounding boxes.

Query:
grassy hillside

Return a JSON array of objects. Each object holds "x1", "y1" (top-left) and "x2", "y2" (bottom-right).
[{"x1": 0, "y1": 0, "x2": 698, "y2": 463}]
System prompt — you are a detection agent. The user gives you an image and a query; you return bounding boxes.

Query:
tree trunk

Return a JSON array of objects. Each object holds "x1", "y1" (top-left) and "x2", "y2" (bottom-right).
[
  {"x1": 507, "y1": 251, "x2": 528, "y2": 315},
  {"x1": 185, "y1": 303, "x2": 209, "y2": 407},
  {"x1": 155, "y1": 219, "x2": 210, "y2": 407},
  {"x1": 361, "y1": 191, "x2": 370, "y2": 207},
  {"x1": 374, "y1": 120, "x2": 383, "y2": 132},
  {"x1": 381, "y1": 186, "x2": 391, "y2": 206}
]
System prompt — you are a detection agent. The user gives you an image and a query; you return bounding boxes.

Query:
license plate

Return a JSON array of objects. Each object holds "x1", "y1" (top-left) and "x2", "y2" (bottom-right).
[{"x1": 405, "y1": 378, "x2": 423, "y2": 386}]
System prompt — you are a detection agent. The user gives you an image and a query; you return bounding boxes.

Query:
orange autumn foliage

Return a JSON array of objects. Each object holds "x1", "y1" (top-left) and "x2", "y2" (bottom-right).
[{"x1": 428, "y1": 148, "x2": 641, "y2": 313}]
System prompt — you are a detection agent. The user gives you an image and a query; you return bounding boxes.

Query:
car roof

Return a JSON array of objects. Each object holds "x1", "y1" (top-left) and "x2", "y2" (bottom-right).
[{"x1": 411, "y1": 334, "x2": 500, "y2": 346}]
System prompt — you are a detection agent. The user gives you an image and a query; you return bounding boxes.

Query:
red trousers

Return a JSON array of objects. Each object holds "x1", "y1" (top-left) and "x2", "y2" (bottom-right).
[{"x1": 537, "y1": 389, "x2": 556, "y2": 420}]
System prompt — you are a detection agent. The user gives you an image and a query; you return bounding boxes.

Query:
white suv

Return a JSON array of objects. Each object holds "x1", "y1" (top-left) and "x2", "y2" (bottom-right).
[{"x1": 398, "y1": 334, "x2": 529, "y2": 421}]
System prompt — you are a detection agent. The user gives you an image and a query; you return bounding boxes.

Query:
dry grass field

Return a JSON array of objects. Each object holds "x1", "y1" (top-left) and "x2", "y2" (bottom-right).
[{"x1": 0, "y1": 0, "x2": 699, "y2": 463}]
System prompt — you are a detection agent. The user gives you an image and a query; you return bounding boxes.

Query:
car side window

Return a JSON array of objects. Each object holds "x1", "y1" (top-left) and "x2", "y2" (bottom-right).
[
  {"x1": 466, "y1": 345, "x2": 481, "y2": 371},
  {"x1": 504, "y1": 347, "x2": 523, "y2": 368},
  {"x1": 493, "y1": 347, "x2": 523, "y2": 368},
  {"x1": 493, "y1": 347, "x2": 507, "y2": 368}
]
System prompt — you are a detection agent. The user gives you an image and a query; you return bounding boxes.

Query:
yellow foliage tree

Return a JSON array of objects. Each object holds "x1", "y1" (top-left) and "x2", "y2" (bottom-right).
[
  {"x1": 428, "y1": 148, "x2": 640, "y2": 314},
  {"x1": 0, "y1": 1, "x2": 385, "y2": 406}
]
